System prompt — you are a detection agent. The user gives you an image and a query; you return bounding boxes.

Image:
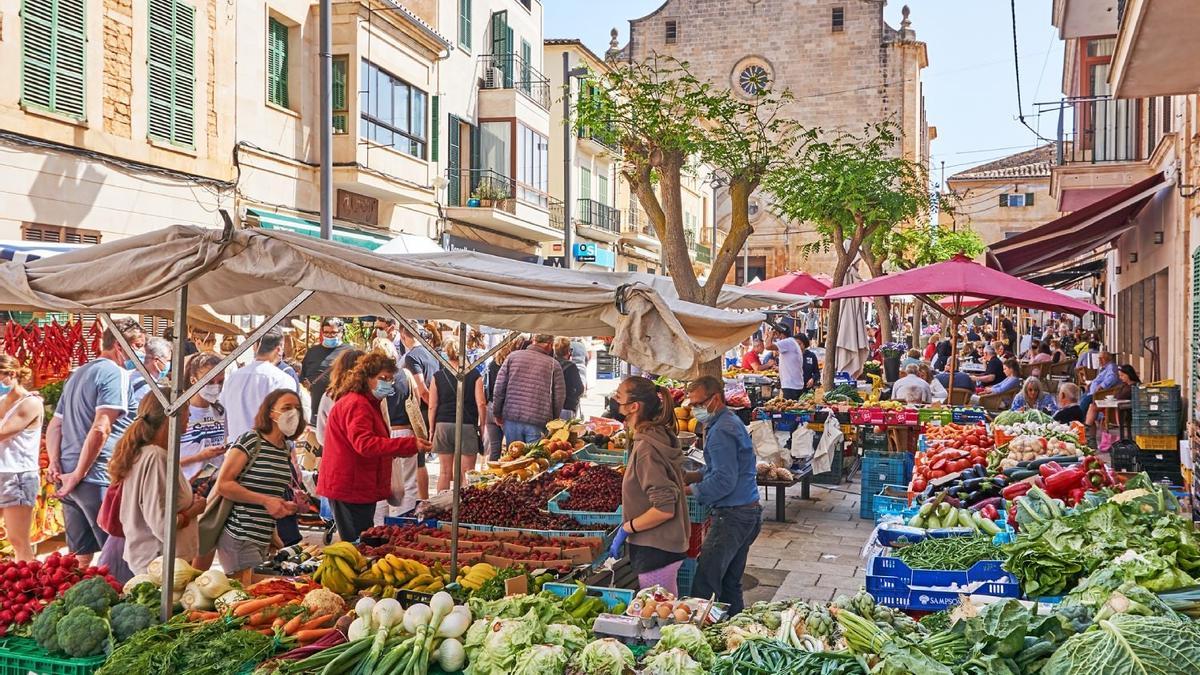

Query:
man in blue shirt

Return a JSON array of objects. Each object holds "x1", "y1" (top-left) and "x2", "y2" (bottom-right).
[{"x1": 684, "y1": 376, "x2": 761, "y2": 615}]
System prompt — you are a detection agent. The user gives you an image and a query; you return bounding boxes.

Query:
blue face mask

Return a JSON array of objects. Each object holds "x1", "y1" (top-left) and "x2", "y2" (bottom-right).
[
  {"x1": 0, "y1": 382, "x2": 12, "y2": 396},
  {"x1": 373, "y1": 379, "x2": 396, "y2": 399},
  {"x1": 322, "y1": 337, "x2": 341, "y2": 348},
  {"x1": 691, "y1": 404, "x2": 712, "y2": 425},
  {"x1": 159, "y1": 362, "x2": 171, "y2": 381}
]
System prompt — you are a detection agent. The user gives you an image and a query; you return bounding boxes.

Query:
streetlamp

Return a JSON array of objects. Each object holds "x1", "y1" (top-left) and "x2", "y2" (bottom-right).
[
  {"x1": 431, "y1": 176, "x2": 449, "y2": 248},
  {"x1": 563, "y1": 53, "x2": 589, "y2": 269}
]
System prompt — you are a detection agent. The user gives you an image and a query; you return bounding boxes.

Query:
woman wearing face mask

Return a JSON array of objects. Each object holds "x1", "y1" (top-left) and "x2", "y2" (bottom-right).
[
  {"x1": 179, "y1": 353, "x2": 228, "y2": 489},
  {"x1": 212, "y1": 388, "x2": 306, "y2": 583},
  {"x1": 318, "y1": 353, "x2": 432, "y2": 543},
  {"x1": 0, "y1": 355, "x2": 43, "y2": 562},
  {"x1": 315, "y1": 348, "x2": 366, "y2": 446},
  {"x1": 606, "y1": 376, "x2": 690, "y2": 595}
]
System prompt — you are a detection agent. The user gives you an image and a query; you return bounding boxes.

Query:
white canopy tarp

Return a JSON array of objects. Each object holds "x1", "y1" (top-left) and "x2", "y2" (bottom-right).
[
  {"x1": 834, "y1": 265, "x2": 869, "y2": 377},
  {"x1": 0, "y1": 225, "x2": 763, "y2": 377}
]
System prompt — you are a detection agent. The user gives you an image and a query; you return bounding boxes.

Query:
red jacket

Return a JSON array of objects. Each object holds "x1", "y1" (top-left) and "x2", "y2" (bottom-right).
[{"x1": 317, "y1": 391, "x2": 417, "y2": 504}]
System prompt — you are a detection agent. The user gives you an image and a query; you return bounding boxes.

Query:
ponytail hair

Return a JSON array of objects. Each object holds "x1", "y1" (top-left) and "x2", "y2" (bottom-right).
[
  {"x1": 0, "y1": 354, "x2": 32, "y2": 387},
  {"x1": 108, "y1": 388, "x2": 170, "y2": 484},
  {"x1": 623, "y1": 376, "x2": 677, "y2": 437}
]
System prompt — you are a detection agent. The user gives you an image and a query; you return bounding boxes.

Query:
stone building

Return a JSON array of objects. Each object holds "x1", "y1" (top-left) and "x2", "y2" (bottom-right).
[
  {"x1": 611, "y1": 0, "x2": 933, "y2": 281},
  {"x1": 945, "y1": 144, "x2": 1058, "y2": 247}
]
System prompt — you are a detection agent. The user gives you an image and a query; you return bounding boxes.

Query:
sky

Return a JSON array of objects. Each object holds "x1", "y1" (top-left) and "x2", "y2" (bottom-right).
[{"x1": 543, "y1": 0, "x2": 1066, "y2": 187}]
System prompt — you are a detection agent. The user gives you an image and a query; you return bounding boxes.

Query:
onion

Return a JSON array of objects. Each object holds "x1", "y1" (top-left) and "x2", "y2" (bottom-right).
[
  {"x1": 435, "y1": 637, "x2": 466, "y2": 671},
  {"x1": 402, "y1": 603, "x2": 432, "y2": 634},
  {"x1": 435, "y1": 606, "x2": 472, "y2": 639},
  {"x1": 371, "y1": 598, "x2": 403, "y2": 631}
]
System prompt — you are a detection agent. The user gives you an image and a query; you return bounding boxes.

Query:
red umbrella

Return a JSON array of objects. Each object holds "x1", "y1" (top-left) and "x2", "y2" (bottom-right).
[
  {"x1": 747, "y1": 271, "x2": 830, "y2": 297},
  {"x1": 825, "y1": 254, "x2": 1107, "y2": 401}
]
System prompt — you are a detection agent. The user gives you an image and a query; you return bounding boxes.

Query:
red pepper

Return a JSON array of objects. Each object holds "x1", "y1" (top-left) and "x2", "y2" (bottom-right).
[
  {"x1": 1085, "y1": 469, "x2": 1106, "y2": 489},
  {"x1": 1007, "y1": 502, "x2": 1019, "y2": 530},
  {"x1": 1044, "y1": 465, "x2": 1087, "y2": 498},
  {"x1": 1002, "y1": 481, "x2": 1033, "y2": 500},
  {"x1": 980, "y1": 504, "x2": 1000, "y2": 521},
  {"x1": 1039, "y1": 461, "x2": 1065, "y2": 478},
  {"x1": 1067, "y1": 487, "x2": 1086, "y2": 506},
  {"x1": 1033, "y1": 476, "x2": 1046, "y2": 489}
]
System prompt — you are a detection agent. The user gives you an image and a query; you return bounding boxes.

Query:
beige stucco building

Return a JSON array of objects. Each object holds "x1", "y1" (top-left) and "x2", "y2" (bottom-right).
[
  {"x1": 612, "y1": 0, "x2": 933, "y2": 282},
  {"x1": 945, "y1": 144, "x2": 1058, "y2": 247}
]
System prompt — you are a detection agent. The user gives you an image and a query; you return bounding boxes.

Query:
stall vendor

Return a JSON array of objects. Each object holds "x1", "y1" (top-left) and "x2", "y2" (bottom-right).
[{"x1": 684, "y1": 376, "x2": 761, "y2": 616}]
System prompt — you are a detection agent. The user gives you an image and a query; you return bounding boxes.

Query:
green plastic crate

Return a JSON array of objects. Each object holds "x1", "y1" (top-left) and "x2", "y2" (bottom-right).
[{"x1": 0, "y1": 637, "x2": 105, "y2": 675}]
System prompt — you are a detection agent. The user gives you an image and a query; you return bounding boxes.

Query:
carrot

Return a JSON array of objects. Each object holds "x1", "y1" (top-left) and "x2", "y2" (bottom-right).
[
  {"x1": 233, "y1": 594, "x2": 287, "y2": 617},
  {"x1": 272, "y1": 617, "x2": 286, "y2": 629},
  {"x1": 187, "y1": 610, "x2": 219, "y2": 622},
  {"x1": 293, "y1": 628, "x2": 335, "y2": 643},
  {"x1": 298, "y1": 614, "x2": 333, "y2": 631},
  {"x1": 249, "y1": 609, "x2": 280, "y2": 626},
  {"x1": 282, "y1": 614, "x2": 305, "y2": 635}
]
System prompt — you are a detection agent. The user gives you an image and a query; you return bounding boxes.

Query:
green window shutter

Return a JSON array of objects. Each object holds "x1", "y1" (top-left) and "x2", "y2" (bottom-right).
[
  {"x1": 459, "y1": 0, "x2": 472, "y2": 51},
  {"x1": 520, "y1": 38, "x2": 531, "y2": 90},
  {"x1": 147, "y1": 0, "x2": 195, "y2": 146},
  {"x1": 579, "y1": 167, "x2": 591, "y2": 201},
  {"x1": 597, "y1": 174, "x2": 608, "y2": 206},
  {"x1": 431, "y1": 95, "x2": 439, "y2": 162},
  {"x1": 267, "y1": 18, "x2": 289, "y2": 107},
  {"x1": 331, "y1": 56, "x2": 347, "y2": 133},
  {"x1": 21, "y1": 0, "x2": 86, "y2": 118},
  {"x1": 998, "y1": 194, "x2": 1008, "y2": 208},
  {"x1": 447, "y1": 116, "x2": 461, "y2": 206},
  {"x1": 1025, "y1": 192, "x2": 1035, "y2": 206}
]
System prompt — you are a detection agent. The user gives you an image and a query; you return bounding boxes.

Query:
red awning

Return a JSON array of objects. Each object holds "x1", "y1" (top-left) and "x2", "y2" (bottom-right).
[{"x1": 987, "y1": 172, "x2": 1168, "y2": 277}]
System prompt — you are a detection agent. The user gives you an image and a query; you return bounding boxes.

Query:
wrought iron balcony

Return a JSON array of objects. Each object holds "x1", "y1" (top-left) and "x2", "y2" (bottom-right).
[
  {"x1": 576, "y1": 198, "x2": 621, "y2": 232},
  {"x1": 695, "y1": 244, "x2": 711, "y2": 264},
  {"x1": 1054, "y1": 95, "x2": 1149, "y2": 165},
  {"x1": 479, "y1": 53, "x2": 551, "y2": 110}
]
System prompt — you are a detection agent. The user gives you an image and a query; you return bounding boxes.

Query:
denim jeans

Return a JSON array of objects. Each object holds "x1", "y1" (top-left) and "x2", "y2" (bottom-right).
[
  {"x1": 484, "y1": 403, "x2": 503, "y2": 460},
  {"x1": 503, "y1": 420, "x2": 545, "y2": 445},
  {"x1": 692, "y1": 503, "x2": 763, "y2": 616}
]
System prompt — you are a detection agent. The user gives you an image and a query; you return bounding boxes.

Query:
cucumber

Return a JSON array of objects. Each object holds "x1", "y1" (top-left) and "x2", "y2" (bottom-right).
[
  {"x1": 1005, "y1": 469, "x2": 1038, "y2": 481},
  {"x1": 974, "y1": 512, "x2": 1001, "y2": 535},
  {"x1": 956, "y1": 508, "x2": 975, "y2": 529}
]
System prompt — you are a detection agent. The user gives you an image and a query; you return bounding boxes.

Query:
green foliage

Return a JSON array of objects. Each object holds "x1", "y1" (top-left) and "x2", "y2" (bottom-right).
[{"x1": 870, "y1": 223, "x2": 987, "y2": 272}]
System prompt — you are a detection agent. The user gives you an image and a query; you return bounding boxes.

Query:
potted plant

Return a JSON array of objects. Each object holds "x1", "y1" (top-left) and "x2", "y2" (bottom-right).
[
  {"x1": 880, "y1": 341, "x2": 907, "y2": 383},
  {"x1": 470, "y1": 182, "x2": 508, "y2": 208}
]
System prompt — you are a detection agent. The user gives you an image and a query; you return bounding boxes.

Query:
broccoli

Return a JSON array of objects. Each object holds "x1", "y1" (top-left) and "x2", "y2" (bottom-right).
[
  {"x1": 109, "y1": 602, "x2": 155, "y2": 643},
  {"x1": 31, "y1": 601, "x2": 67, "y2": 653},
  {"x1": 63, "y1": 576, "x2": 119, "y2": 615},
  {"x1": 55, "y1": 607, "x2": 110, "y2": 657}
]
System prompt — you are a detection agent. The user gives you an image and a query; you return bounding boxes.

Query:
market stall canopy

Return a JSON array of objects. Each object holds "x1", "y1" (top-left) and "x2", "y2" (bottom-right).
[
  {"x1": 826, "y1": 254, "x2": 1108, "y2": 317},
  {"x1": 935, "y1": 288, "x2": 1098, "y2": 313},
  {"x1": 0, "y1": 225, "x2": 763, "y2": 377},
  {"x1": 986, "y1": 173, "x2": 1168, "y2": 277},
  {"x1": 746, "y1": 271, "x2": 831, "y2": 297},
  {"x1": 392, "y1": 251, "x2": 812, "y2": 311}
]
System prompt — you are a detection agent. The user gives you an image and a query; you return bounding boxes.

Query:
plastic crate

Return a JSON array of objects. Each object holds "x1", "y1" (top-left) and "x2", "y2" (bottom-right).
[
  {"x1": 886, "y1": 409, "x2": 921, "y2": 426},
  {"x1": 860, "y1": 451, "x2": 914, "y2": 520},
  {"x1": 851, "y1": 408, "x2": 886, "y2": 425},
  {"x1": 1132, "y1": 416, "x2": 1180, "y2": 437},
  {"x1": 812, "y1": 439, "x2": 845, "y2": 485},
  {"x1": 573, "y1": 447, "x2": 626, "y2": 465},
  {"x1": 0, "y1": 637, "x2": 106, "y2": 675},
  {"x1": 1136, "y1": 435, "x2": 1179, "y2": 451},
  {"x1": 1139, "y1": 450, "x2": 1183, "y2": 484},
  {"x1": 1132, "y1": 384, "x2": 1181, "y2": 413},
  {"x1": 872, "y1": 484, "x2": 913, "y2": 522},
  {"x1": 676, "y1": 557, "x2": 698, "y2": 596},
  {"x1": 918, "y1": 408, "x2": 953, "y2": 425},
  {"x1": 547, "y1": 489, "x2": 623, "y2": 525},
  {"x1": 687, "y1": 495, "x2": 711, "y2": 524},
  {"x1": 383, "y1": 516, "x2": 439, "y2": 528},
  {"x1": 1110, "y1": 440, "x2": 1140, "y2": 471},
  {"x1": 543, "y1": 582, "x2": 634, "y2": 610},
  {"x1": 860, "y1": 429, "x2": 889, "y2": 451},
  {"x1": 865, "y1": 556, "x2": 1020, "y2": 611},
  {"x1": 952, "y1": 408, "x2": 988, "y2": 424}
]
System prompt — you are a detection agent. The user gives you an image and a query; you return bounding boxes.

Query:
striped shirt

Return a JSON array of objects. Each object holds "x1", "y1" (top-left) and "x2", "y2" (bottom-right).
[{"x1": 223, "y1": 432, "x2": 293, "y2": 545}]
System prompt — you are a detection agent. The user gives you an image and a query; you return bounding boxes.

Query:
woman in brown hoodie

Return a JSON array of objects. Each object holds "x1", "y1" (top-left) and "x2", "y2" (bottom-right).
[{"x1": 606, "y1": 376, "x2": 690, "y2": 594}]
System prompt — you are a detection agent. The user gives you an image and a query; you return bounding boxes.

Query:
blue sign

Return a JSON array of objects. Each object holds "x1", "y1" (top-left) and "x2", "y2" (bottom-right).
[{"x1": 572, "y1": 242, "x2": 597, "y2": 262}]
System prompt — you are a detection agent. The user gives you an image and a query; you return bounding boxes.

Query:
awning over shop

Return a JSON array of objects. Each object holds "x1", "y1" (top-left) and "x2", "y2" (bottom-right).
[
  {"x1": 248, "y1": 208, "x2": 391, "y2": 250},
  {"x1": 1025, "y1": 259, "x2": 1106, "y2": 289},
  {"x1": 987, "y1": 173, "x2": 1168, "y2": 277}
]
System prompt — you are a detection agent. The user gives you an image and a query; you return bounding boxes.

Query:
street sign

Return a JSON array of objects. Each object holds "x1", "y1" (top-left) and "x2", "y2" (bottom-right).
[{"x1": 573, "y1": 242, "x2": 597, "y2": 263}]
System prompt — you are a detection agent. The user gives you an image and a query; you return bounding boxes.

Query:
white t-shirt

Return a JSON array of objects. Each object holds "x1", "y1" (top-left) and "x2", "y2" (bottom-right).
[
  {"x1": 179, "y1": 404, "x2": 226, "y2": 480},
  {"x1": 775, "y1": 337, "x2": 803, "y2": 390},
  {"x1": 219, "y1": 359, "x2": 297, "y2": 441},
  {"x1": 892, "y1": 374, "x2": 932, "y2": 404}
]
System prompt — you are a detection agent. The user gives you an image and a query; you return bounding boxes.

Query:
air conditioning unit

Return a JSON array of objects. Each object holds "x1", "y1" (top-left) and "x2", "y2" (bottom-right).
[{"x1": 483, "y1": 67, "x2": 504, "y2": 89}]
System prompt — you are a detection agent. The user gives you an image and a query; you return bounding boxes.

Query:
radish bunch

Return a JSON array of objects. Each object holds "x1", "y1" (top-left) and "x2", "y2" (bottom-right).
[{"x1": 0, "y1": 552, "x2": 120, "y2": 634}]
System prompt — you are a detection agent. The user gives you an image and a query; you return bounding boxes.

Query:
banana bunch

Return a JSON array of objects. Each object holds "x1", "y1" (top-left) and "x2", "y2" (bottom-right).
[
  {"x1": 456, "y1": 563, "x2": 498, "y2": 591},
  {"x1": 358, "y1": 554, "x2": 450, "y2": 595},
  {"x1": 313, "y1": 542, "x2": 365, "y2": 595}
]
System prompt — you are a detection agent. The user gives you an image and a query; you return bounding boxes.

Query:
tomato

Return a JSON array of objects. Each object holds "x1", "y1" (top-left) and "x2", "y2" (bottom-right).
[
  {"x1": 930, "y1": 470, "x2": 947, "y2": 479},
  {"x1": 911, "y1": 477, "x2": 928, "y2": 492}
]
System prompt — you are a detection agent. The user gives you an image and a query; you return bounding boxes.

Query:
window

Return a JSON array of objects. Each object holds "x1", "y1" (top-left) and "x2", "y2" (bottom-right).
[
  {"x1": 332, "y1": 56, "x2": 348, "y2": 133},
  {"x1": 832, "y1": 6, "x2": 844, "y2": 32},
  {"x1": 597, "y1": 173, "x2": 608, "y2": 207},
  {"x1": 579, "y1": 166, "x2": 592, "y2": 201},
  {"x1": 665, "y1": 20, "x2": 677, "y2": 44},
  {"x1": 22, "y1": 223, "x2": 101, "y2": 244},
  {"x1": 627, "y1": 263, "x2": 638, "y2": 273},
  {"x1": 648, "y1": 267, "x2": 657, "y2": 275},
  {"x1": 147, "y1": 0, "x2": 196, "y2": 146},
  {"x1": 518, "y1": 0, "x2": 531, "y2": 9},
  {"x1": 516, "y1": 123, "x2": 548, "y2": 207},
  {"x1": 266, "y1": 17, "x2": 289, "y2": 108},
  {"x1": 359, "y1": 59, "x2": 427, "y2": 158},
  {"x1": 458, "y1": 0, "x2": 471, "y2": 51},
  {"x1": 479, "y1": 120, "x2": 509, "y2": 176},
  {"x1": 21, "y1": 0, "x2": 87, "y2": 118},
  {"x1": 999, "y1": 193, "x2": 1035, "y2": 208}
]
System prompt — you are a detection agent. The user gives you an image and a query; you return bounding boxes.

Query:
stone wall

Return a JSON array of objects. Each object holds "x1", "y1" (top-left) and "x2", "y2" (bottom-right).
[{"x1": 102, "y1": 0, "x2": 134, "y2": 137}]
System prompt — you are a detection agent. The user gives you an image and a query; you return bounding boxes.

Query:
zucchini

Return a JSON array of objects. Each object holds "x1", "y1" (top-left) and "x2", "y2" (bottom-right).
[{"x1": 1005, "y1": 469, "x2": 1038, "y2": 481}]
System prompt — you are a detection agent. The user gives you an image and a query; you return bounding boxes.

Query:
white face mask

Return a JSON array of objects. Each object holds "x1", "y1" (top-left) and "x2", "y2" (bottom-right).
[
  {"x1": 199, "y1": 383, "x2": 222, "y2": 403},
  {"x1": 276, "y1": 409, "x2": 301, "y2": 437}
]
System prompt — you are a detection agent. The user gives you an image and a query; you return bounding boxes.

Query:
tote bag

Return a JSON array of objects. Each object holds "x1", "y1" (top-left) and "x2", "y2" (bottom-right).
[
  {"x1": 403, "y1": 370, "x2": 429, "y2": 441},
  {"x1": 196, "y1": 432, "x2": 262, "y2": 555}
]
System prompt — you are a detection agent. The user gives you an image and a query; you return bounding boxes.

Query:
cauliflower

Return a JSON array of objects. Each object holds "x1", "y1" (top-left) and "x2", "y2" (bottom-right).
[
  {"x1": 63, "y1": 576, "x2": 119, "y2": 614},
  {"x1": 55, "y1": 607, "x2": 110, "y2": 657},
  {"x1": 31, "y1": 601, "x2": 67, "y2": 653},
  {"x1": 300, "y1": 588, "x2": 345, "y2": 617},
  {"x1": 109, "y1": 602, "x2": 156, "y2": 642}
]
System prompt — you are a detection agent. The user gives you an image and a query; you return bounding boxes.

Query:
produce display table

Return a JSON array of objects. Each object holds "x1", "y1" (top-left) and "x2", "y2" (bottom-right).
[{"x1": 758, "y1": 465, "x2": 812, "y2": 523}]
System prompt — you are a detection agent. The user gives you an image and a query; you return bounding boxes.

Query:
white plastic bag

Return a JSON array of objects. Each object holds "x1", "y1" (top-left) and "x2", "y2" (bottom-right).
[
  {"x1": 749, "y1": 419, "x2": 787, "y2": 466},
  {"x1": 789, "y1": 425, "x2": 815, "y2": 461},
  {"x1": 811, "y1": 413, "x2": 844, "y2": 475}
]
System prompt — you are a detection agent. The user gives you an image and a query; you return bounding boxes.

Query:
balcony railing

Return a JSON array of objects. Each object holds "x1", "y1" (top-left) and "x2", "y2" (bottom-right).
[
  {"x1": 578, "y1": 126, "x2": 621, "y2": 154},
  {"x1": 447, "y1": 168, "x2": 514, "y2": 209},
  {"x1": 549, "y1": 198, "x2": 564, "y2": 230},
  {"x1": 1055, "y1": 96, "x2": 1149, "y2": 165},
  {"x1": 479, "y1": 53, "x2": 551, "y2": 110},
  {"x1": 576, "y1": 198, "x2": 621, "y2": 232}
]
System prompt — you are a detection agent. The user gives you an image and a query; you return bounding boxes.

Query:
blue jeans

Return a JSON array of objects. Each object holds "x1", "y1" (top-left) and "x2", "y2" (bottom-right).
[
  {"x1": 692, "y1": 503, "x2": 763, "y2": 616},
  {"x1": 503, "y1": 420, "x2": 545, "y2": 445}
]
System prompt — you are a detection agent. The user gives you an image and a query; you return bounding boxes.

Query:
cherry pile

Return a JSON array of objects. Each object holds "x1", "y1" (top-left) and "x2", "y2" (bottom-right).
[
  {"x1": 427, "y1": 478, "x2": 594, "y2": 531},
  {"x1": 560, "y1": 465, "x2": 623, "y2": 513}
]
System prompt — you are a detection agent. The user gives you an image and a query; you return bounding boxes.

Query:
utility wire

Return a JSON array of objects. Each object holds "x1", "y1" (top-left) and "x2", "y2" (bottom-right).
[{"x1": 1010, "y1": 0, "x2": 1056, "y2": 143}]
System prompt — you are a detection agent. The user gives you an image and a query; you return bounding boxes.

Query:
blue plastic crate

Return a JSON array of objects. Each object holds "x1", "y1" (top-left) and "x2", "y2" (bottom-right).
[
  {"x1": 548, "y1": 489, "x2": 624, "y2": 525},
  {"x1": 543, "y1": 582, "x2": 634, "y2": 610},
  {"x1": 676, "y1": 557, "x2": 698, "y2": 596},
  {"x1": 573, "y1": 447, "x2": 626, "y2": 465},
  {"x1": 860, "y1": 452, "x2": 914, "y2": 520},
  {"x1": 872, "y1": 484, "x2": 912, "y2": 522},
  {"x1": 952, "y1": 408, "x2": 988, "y2": 424},
  {"x1": 383, "y1": 515, "x2": 440, "y2": 528},
  {"x1": 866, "y1": 555, "x2": 1020, "y2": 610},
  {"x1": 687, "y1": 495, "x2": 711, "y2": 524}
]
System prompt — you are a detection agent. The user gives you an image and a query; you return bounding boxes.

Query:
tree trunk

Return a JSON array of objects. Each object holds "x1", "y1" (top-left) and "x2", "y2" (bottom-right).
[
  {"x1": 703, "y1": 179, "x2": 756, "y2": 305},
  {"x1": 698, "y1": 357, "x2": 722, "y2": 379},
  {"x1": 859, "y1": 248, "x2": 891, "y2": 344},
  {"x1": 644, "y1": 154, "x2": 703, "y2": 304}
]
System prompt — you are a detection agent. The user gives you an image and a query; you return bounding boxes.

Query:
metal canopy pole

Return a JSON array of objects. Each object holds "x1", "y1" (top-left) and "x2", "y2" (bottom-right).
[
  {"x1": 449, "y1": 323, "x2": 467, "y2": 579},
  {"x1": 99, "y1": 313, "x2": 170, "y2": 411},
  {"x1": 161, "y1": 286, "x2": 188, "y2": 622}
]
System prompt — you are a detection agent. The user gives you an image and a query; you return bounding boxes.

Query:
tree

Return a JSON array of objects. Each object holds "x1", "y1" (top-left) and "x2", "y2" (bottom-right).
[
  {"x1": 766, "y1": 123, "x2": 931, "y2": 389},
  {"x1": 575, "y1": 56, "x2": 803, "y2": 373}
]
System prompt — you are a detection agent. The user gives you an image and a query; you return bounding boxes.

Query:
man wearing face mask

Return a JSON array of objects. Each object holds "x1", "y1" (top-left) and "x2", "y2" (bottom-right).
[
  {"x1": 300, "y1": 318, "x2": 349, "y2": 424},
  {"x1": 372, "y1": 317, "x2": 405, "y2": 360},
  {"x1": 683, "y1": 376, "x2": 761, "y2": 616},
  {"x1": 220, "y1": 327, "x2": 297, "y2": 441}
]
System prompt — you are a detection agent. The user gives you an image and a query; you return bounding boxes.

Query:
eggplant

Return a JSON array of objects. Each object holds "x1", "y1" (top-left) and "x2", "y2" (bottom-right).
[
  {"x1": 943, "y1": 495, "x2": 963, "y2": 508},
  {"x1": 961, "y1": 477, "x2": 988, "y2": 491},
  {"x1": 992, "y1": 474, "x2": 1009, "y2": 487},
  {"x1": 969, "y1": 496, "x2": 1003, "y2": 512},
  {"x1": 962, "y1": 490, "x2": 985, "y2": 505},
  {"x1": 1028, "y1": 455, "x2": 1081, "y2": 469},
  {"x1": 1006, "y1": 469, "x2": 1038, "y2": 481}
]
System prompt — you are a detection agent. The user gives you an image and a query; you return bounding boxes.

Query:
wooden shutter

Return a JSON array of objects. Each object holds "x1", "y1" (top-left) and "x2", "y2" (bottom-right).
[
  {"x1": 458, "y1": 0, "x2": 471, "y2": 51},
  {"x1": 267, "y1": 18, "x2": 288, "y2": 107},
  {"x1": 331, "y1": 56, "x2": 347, "y2": 133},
  {"x1": 21, "y1": 0, "x2": 86, "y2": 118},
  {"x1": 148, "y1": 0, "x2": 195, "y2": 146},
  {"x1": 520, "y1": 38, "x2": 531, "y2": 89},
  {"x1": 598, "y1": 173, "x2": 608, "y2": 206},
  {"x1": 998, "y1": 194, "x2": 1009, "y2": 207},
  {"x1": 430, "y1": 95, "x2": 439, "y2": 161},
  {"x1": 447, "y1": 116, "x2": 461, "y2": 206},
  {"x1": 1025, "y1": 192, "x2": 1034, "y2": 206}
]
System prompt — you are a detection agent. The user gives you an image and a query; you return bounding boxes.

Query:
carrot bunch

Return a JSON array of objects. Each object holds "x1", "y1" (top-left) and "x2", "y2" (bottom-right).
[{"x1": 186, "y1": 593, "x2": 340, "y2": 646}]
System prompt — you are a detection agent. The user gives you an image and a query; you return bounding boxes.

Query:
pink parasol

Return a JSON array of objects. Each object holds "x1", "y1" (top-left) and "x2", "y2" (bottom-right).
[{"x1": 747, "y1": 271, "x2": 831, "y2": 297}]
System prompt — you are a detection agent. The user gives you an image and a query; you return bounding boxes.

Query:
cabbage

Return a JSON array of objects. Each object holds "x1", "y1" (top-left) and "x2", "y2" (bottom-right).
[
  {"x1": 570, "y1": 638, "x2": 636, "y2": 675},
  {"x1": 463, "y1": 614, "x2": 540, "y2": 675},
  {"x1": 542, "y1": 623, "x2": 587, "y2": 652},
  {"x1": 1042, "y1": 614, "x2": 1200, "y2": 675},
  {"x1": 511, "y1": 644, "x2": 568, "y2": 675},
  {"x1": 640, "y1": 647, "x2": 705, "y2": 675},
  {"x1": 646, "y1": 623, "x2": 715, "y2": 668}
]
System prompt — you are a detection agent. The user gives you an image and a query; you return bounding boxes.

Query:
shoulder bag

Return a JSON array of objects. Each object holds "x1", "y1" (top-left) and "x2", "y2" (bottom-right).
[
  {"x1": 196, "y1": 431, "x2": 263, "y2": 555},
  {"x1": 403, "y1": 369, "x2": 429, "y2": 441}
]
